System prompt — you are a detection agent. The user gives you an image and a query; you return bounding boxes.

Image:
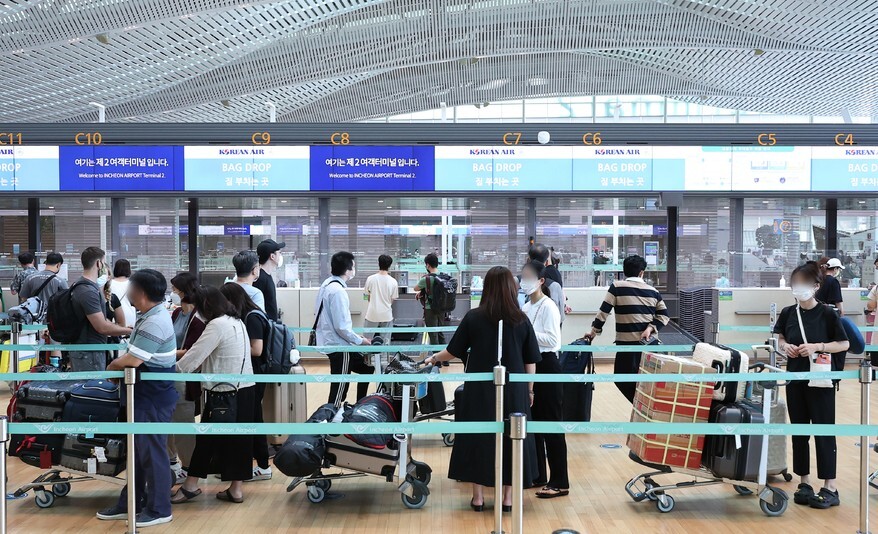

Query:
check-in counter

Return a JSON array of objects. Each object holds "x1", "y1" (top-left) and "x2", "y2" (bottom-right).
[{"x1": 713, "y1": 287, "x2": 867, "y2": 348}]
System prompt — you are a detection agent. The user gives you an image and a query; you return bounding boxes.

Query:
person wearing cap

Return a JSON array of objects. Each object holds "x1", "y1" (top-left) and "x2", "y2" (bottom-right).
[
  {"x1": 19, "y1": 252, "x2": 68, "y2": 303},
  {"x1": 253, "y1": 239, "x2": 285, "y2": 322},
  {"x1": 816, "y1": 257, "x2": 845, "y2": 316}
]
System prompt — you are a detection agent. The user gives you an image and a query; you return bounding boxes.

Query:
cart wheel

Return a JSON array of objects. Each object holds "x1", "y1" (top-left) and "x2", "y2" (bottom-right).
[
  {"x1": 35, "y1": 491, "x2": 55, "y2": 509},
  {"x1": 306, "y1": 485, "x2": 326, "y2": 504},
  {"x1": 643, "y1": 480, "x2": 660, "y2": 501},
  {"x1": 782, "y1": 472, "x2": 793, "y2": 482},
  {"x1": 760, "y1": 488, "x2": 788, "y2": 517},
  {"x1": 52, "y1": 483, "x2": 71, "y2": 497},
  {"x1": 412, "y1": 460, "x2": 432, "y2": 485},
  {"x1": 655, "y1": 494, "x2": 675, "y2": 513},
  {"x1": 733, "y1": 485, "x2": 753, "y2": 496},
  {"x1": 442, "y1": 433, "x2": 454, "y2": 447},
  {"x1": 402, "y1": 489, "x2": 428, "y2": 509},
  {"x1": 315, "y1": 479, "x2": 331, "y2": 492}
]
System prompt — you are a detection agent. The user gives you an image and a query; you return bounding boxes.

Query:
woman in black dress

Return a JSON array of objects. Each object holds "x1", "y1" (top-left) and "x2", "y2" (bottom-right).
[{"x1": 425, "y1": 266, "x2": 541, "y2": 512}]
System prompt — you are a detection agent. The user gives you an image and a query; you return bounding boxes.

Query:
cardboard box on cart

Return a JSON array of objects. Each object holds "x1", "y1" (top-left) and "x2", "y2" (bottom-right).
[{"x1": 626, "y1": 352, "x2": 715, "y2": 470}]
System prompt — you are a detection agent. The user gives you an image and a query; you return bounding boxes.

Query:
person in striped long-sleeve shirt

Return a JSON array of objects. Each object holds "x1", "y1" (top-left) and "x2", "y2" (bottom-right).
[{"x1": 584, "y1": 255, "x2": 670, "y2": 403}]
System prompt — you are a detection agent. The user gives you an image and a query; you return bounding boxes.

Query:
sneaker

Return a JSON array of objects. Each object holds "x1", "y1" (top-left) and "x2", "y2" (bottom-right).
[
  {"x1": 247, "y1": 466, "x2": 272, "y2": 482},
  {"x1": 96, "y1": 505, "x2": 127, "y2": 521},
  {"x1": 173, "y1": 467, "x2": 188, "y2": 486},
  {"x1": 135, "y1": 512, "x2": 173, "y2": 528},
  {"x1": 170, "y1": 459, "x2": 182, "y2": 471}
]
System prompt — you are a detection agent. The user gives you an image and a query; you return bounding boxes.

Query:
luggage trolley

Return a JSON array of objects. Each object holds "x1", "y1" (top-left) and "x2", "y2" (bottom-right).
[
  {"x1": 12, "y1": 464, "x2": 127, "y2": 509},
  {"x1": 624, "y1": 344, "x2": 790, "y2": 517},
  {"x1": 286, "y1": 353, "x2": 433, "y2": 509}
]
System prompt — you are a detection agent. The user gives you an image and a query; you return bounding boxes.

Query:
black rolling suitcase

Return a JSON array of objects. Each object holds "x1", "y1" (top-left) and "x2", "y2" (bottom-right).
[
  {"x1": 559, "y1": 338, "x2": 594, "y2": 422},
  {"x1": 59, "y1": 434, "x2": 126, "y2": 476},
  {"x1": 703, "y1": 401, "x2": 765, "y2": 481},
  {"x1": 417, "y1": 365, "x2": 447, "y2": 415},
  {"x1": 13, "y1": 380, "x2": 85, "y2": 422}
]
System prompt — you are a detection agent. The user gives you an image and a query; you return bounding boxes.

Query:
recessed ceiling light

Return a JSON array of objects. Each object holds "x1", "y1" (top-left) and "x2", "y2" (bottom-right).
[
  {"x1": 133, "y1": 206, "x2": 139, "y2": 209},
  {"x1": 570, "y1": 200, "x2": 576, "y2": 203},
  {"x1": 280, "y1": 200, "x2": 287, "y2": 203},
  {"x1": 473, "y1": 200, "x2": 480, "y2": 203},
  {"x1": 859, "y1": 200, "x2": 866, "y2": 204},
  {"x1": 48, "y1": 206, "x2": 54, "y2": 209},
  {"x1": 378, "y1": 200, "x2": 384, "y2": 203},
  {"x1": 87, "y1": 200, "x2": 95, "y2": 203},
  {"x1": 184, "y1": 200, "x2": 190, "y2": 203},
  {"x1": 762, "y1": 201, "x2": 770, "y2": 204},
  {"x1": 217, "y1": 206, "x2": 223, "y2": 209},
  {"x1": 386, "y1": 205, "x2": 392, "y2": 209}
]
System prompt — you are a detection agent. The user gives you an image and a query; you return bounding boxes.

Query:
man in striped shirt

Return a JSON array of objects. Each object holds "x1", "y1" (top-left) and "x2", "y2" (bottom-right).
[{"x1": 584, "y1": 255, "x2": 670, "y2": 403}]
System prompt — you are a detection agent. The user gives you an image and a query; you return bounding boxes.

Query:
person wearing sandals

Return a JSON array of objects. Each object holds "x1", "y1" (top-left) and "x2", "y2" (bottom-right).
[
  {"x1": 520, "y1": 260, "x2": 569, "y2": 499},
  {"x1": 774, "y1": 262, "x2": 849, "y2": 509},
  {"x1": 173, "y1": 286, "x2": 255, "y2": 505},
  {"x1": 425, "y1": 266, "x2": 540, "y2": 513}
]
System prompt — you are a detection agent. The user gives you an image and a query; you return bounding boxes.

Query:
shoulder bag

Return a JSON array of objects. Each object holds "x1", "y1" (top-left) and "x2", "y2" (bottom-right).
[
  {"x1": 308, "y1": 279, "x2": 342, "y2": 346},
  {"x1": 795, "y1": 305, "x2": 833, "y2": 389},
  {"x1": 202, "y1": 324, "x2": 247, "y2": 423}
]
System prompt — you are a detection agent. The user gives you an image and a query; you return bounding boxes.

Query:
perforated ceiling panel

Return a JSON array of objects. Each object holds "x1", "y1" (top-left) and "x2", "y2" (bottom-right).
[{"x1": 1, "y1": 0, "x2": 875, "y2": 122}]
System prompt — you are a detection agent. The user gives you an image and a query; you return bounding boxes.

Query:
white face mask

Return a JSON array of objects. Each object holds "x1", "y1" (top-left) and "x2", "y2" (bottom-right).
[
  {"x1": 170, "y1": 292, "x2": 182, "y2": 306},
  {"x1": 348, "y1": 268, "x2": 356, "y2": 280},
  {"x1": 519, "y1": 278, "x2": 539, "y2": 296},
  {"x1": 791, "y1": 284, "x2": 816, "y2": 302},
  {"x1": 95, "y1": 274, "x2": 109, "y2": 288},
  {"x1": 276, "y1": 253, "x2": 284, "y2": 268}
]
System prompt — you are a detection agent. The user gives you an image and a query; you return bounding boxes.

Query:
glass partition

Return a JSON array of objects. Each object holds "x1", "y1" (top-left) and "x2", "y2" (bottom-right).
[
  {"x1": 837, "y1": 198, "x2": 878, "y2": 288},
  {"x1": 0, "y1": 198, "x2": 30, "y2": 288},
  {"x1": 678, "y1": 198, "x2": 732, "y2": 289},
  {"x1": 40, "y1": 198, "x2": 112, "y2": 281},
  {"x1": 120, "y1": 198, "x2": 187, "y2": 276}
]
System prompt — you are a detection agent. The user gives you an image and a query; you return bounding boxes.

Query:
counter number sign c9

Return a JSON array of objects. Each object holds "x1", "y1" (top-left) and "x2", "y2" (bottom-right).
[{"x1": 251, "y1": 132, "x2": 271, "y2": 145}]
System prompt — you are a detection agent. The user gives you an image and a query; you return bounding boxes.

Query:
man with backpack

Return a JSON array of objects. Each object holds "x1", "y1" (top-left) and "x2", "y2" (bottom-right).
[
  {"x1": 50, "y1": 247, "x2": 132, "y2": 371},
  {"x1": 19, "y1": 252, "x2": 67, "y2": 305},
  {"x1": 415, "y1": 253, "x2": 457, "y2": 353},
  {"x1": 10, "y1": 251, "x2": 37, "y2": 303}
]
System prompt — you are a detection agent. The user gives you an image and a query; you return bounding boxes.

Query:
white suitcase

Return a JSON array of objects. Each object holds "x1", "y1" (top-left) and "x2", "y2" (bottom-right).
[
  {"x1": 263, "y1": 364, "x2": 308, "y2": 446},
  {"x1": 692, "y1": 343, "x2": 749, "y2": 402}
]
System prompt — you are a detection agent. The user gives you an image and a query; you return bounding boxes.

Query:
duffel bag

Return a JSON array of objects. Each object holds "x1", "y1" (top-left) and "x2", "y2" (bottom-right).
[
  {"x1": 342, "y1": 393, "x2": 398, "y2": 449},
  {"x1": 273, "y1": 434, "x2": 326, "y2": 477}
]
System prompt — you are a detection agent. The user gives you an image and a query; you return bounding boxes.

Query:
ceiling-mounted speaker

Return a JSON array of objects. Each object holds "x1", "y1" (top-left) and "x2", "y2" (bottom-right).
[{"x1": 657, "y1": 192, "x2": 684, "y2": 208}]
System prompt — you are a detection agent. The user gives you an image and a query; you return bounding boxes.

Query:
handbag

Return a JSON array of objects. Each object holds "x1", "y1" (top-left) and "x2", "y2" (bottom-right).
[
  {"x1": 309, "y1": 280, "x2": 343, "y2": 346},
  {"x1": 795, "y1": 305, "x2": 833, "y2": 389},
  {"x1": 202, "y1": 328, "x2": 247, "y2": 423}
]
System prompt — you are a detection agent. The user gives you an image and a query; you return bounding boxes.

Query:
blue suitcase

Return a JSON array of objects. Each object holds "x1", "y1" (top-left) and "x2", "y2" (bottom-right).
[{"x1": 62, "y1": 380, "x2": 121, "y2": 423}]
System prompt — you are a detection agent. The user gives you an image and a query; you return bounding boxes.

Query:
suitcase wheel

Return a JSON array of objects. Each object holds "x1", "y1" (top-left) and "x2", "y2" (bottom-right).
[
  {"x1": 442, "y1": 433, "x2": 454, "y2": 447},
  {"x1": 655, "y1": 494, "x2": 675, "y2": 513},
  {"x1": 759, "y1": 487, "x2": 788, "y2": 517},
  {"x1": 733, "y1": 485, "x2": 753, "y2": 496},
  {"x1": 34, "y1": 489, "x2": 55, "y2": 509},
  {"x1": 51, "y1": 483, "x2": 71, "y2": 497},
  {"x1": 306, "y1": 485, "x2": 326, "y2": 504}
]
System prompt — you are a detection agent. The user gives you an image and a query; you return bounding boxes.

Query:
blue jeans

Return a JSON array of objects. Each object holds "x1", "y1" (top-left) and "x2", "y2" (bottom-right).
[{"x1": 116, "y1": 388, "x2": 177, "y2": 517}]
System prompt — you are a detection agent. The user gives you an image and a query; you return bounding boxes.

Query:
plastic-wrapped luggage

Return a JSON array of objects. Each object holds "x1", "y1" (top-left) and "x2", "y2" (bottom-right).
[{"x1": 342, "y1": 394, "x2": 399, "y2": 449}]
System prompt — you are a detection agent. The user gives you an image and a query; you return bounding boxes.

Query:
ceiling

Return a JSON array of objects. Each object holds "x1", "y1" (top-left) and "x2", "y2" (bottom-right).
[{"x1": 1, "y1": 0, "x2": 876, "y2": 123}]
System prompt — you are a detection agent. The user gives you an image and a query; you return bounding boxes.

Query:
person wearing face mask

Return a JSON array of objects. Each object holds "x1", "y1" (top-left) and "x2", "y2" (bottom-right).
[
  {"x1": 167, "y1": 272, "x2": 206, "y2": 485},
  {"x1": 316, "y1": 251, "x2": 372, "y2": 406},
  {"x1": 253, "y1": 239, "x2": 285, "y2": 321},
  {"x1": 415, "y1": 253, "x2": 448, "y2": 348},
  {"x1": 774, "y1": 261, "x2": 849, "y2": 510},
  {"x1": 232, "y1": 250, "x2": 266, "y2": 312},
  {"x1": 68, "y1": 247, "x2": 132, "y2": 371},
  {"x1": 520, "y1": 260, "x2": 568, "y2": 499},
  {"x1": 815, "y1": 257, "x2": 845, "y2": 316}
]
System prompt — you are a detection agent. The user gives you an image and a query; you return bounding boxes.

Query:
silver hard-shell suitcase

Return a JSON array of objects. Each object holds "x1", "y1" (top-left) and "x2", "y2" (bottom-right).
[
  {"x1": 263, "y1": 364, "x2": 308, "y2": 445},
  {"x1": 323, "y1": 435, "x2": 400, "y2": 478}
]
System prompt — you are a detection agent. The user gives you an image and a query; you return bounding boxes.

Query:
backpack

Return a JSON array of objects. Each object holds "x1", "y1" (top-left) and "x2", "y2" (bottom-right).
[
  {"x1": 47, "y1": 281, "x2": 89, "y2": 343},
  {"x1": 426, "y1": 273, "x2": 457, "y2": 313},
  {"x1": 8, "y1": 274, "x2": 57, "y2": 325},
  {"x1": 247, "y1": 309, "x2": 294, "y2": 375}
]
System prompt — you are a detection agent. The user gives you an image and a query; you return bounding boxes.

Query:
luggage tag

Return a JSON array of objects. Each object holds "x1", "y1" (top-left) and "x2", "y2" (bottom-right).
[
  {"x1": 39, "y1": 450, "x2": 52, "y2": 470},
  {"x1": 734, "y1": 435, "x2": 742, "y2": 450},
  {"x1": 87, "y1": 458, "x2": 97, "y2": 474},
  {"x1": 94, "y1": 447, "x2": 107, "y2": 463}
]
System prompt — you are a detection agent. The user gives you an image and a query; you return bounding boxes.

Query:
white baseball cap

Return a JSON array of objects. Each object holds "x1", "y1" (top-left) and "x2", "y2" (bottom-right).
[{"x1": 826, "y1": 258, "x2": 844, "y2": 269}]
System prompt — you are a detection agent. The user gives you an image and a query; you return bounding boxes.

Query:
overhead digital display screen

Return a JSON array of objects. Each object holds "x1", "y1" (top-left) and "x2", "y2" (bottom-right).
[
  {"x1": 730, "y1": 146, "x2": 811, "y2": 191},
  {"x1": 184, "y1": 145, "x2": 309, "y2": 191},
  {"x1": 0, "y1": 146, "x2": 60, "y2": 191},
  {"x1": 310, "y1": 146, "x2": 435, "y2": 191},
  {"x1": 652, "y1": 146, "x2": 732, "y2": 191},
  {"x1": 572, "y1": 146, "x2": 653, "y2": 191},
  {"x1": 59, "y1": 145, "x2": 182, "y2": 191},
  {"x1": 811, "y1": 146, "x2": 878, "y2": 191},
  {"x1": 434, "y1": 146, "x2": 573, "y2": 191}
]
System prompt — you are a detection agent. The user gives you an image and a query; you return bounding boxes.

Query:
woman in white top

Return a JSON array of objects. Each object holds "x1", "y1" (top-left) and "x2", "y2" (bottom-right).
[
  {"x1": 109, "y1": 259, "x2": 137, "y2": 327},
  {"x1": 520, "y1": 260, "x2": 569, "y2": 498},
  {"x1": 172, "y1": 286, "x2": 255, "y2": 505}
]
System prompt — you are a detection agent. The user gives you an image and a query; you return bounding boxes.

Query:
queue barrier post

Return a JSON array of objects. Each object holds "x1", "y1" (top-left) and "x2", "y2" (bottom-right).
[
  {"x1": 858, "y1": 359, "x2": 873, "y2": 534},
  {"x1": 10, "y1": 322, "x2": 20, "y2": 391},
  {"x1": 492, "y1": 364, "x2": 506, "y2": 534},
  {"x1": 509, "y1": 413, "x2": 526, "y2": 534},
  {"x1": 124, "y1": 368, "x2": 136, "y2": 534},
  {"x1": 0, "y1": 416, "x2": 8, "y2": 534}
]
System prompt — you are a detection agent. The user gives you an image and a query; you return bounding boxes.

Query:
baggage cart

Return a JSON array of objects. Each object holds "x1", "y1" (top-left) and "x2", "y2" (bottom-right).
[
  {"x1": 624, "y1": 344, "x2": 790, "y2": 516},
  {"x1": 286, "y1": 353, "x2": 433, "y2": 509},
  {"x1": 12, "y1": 464, "x2": 127, "y2": 509}
]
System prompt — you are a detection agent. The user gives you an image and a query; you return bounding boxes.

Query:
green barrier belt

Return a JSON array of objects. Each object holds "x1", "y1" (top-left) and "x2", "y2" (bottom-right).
[
  {"x1": 9, "y1": 421, "x2": 878, "y2": 437},
  {"x1": 299, "y1": 345, "x2": 447, "y2": 353},
  {"x1": 3, "y1": 344, "x2": 128, "y2": 352},
  {"x1": 720, "y1": 325, "x2": 878, "y2": 333},
  {"x1": 287, "y1": 326, "x2": 457, "y2": 334},
  {"x1": 0, "y1": 370, "x2": 859, "y2": 384}
]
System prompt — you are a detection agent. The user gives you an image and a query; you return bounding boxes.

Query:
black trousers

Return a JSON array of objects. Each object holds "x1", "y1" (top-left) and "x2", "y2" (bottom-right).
[
  {"x1": 424, "y1": 308, "x2": 447, "y2": 346},
  {"x1": 614, "y1": 341, "x2": 644, "y2": 404},
  {"x1": 531, "y1": 352, "x2": 569, "y2": 490},
  {"x1": 252, "y1": 381, "x2": 269, "y2": 469},
  {"x1": 327, "y1": 352, "x2": 374, "y2": 407},
  {"x1": 786, "y1": 381, "x2": 837, "y2": 480},
  {"x1": 188, "y1": 386, "x2": 255, "y2": 482}
]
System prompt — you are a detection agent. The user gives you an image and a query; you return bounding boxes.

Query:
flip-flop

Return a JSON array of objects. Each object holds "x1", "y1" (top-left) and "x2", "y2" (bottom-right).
[
  {"x1": 535, "y1": 487, "x2": 570, "y2": 499},
  {"x1": 216, "y1": 489, "x2": 244, "y2": 504},
  {"x1": 170, "y1": 487, "x2": 201, "y2": 504}
]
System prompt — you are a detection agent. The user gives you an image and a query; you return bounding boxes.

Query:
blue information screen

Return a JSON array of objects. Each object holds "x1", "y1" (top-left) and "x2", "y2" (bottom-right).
[
  {"x1": 571, "y1": 146, "x2": 653, "y2": 191},
  {"x1": 183, "y1": 146, "x2": 309, "y2": 191},
  {"x1": 434, "y1": 146, "x2": 573, "y2": 191},
  {"x1": 60, "y1": 146, "x2": 183, "y2": 191},
  {"x1": 0, "y1": 146, "x2": 60, "y2": 191},
  {"x1": 811, "y1": 146, "x2": 878, "y2": 191},
  {"x1": 310, "y1": 146, "x2": 435, "y2": 191}
]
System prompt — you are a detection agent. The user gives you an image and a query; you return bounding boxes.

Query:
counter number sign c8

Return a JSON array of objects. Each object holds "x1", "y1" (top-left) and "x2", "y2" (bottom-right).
[
  {"x1": 331, "y1": 132, "x2": 351, "y2": 145},
  {"x1": 251, "y1": 132, "x2": 271, "y2": 145},
  {"x1": 582, "y1": 132, "x2": 602, "y2": 145},
  {"x1": 0, "y1": 133, "x2": 22, "y2": 145}
]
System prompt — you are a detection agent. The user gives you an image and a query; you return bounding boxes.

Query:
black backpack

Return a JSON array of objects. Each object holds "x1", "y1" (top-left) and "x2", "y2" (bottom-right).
[
  {"x1": 47, "y1": 281, "x2": 88, "y2": 344},
  {"x1": 247, "y1": 310, "x2": 294, "y2": 375},
  {"x1": 427, "y1": 273, "x2": 457, "y2": 313}
]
